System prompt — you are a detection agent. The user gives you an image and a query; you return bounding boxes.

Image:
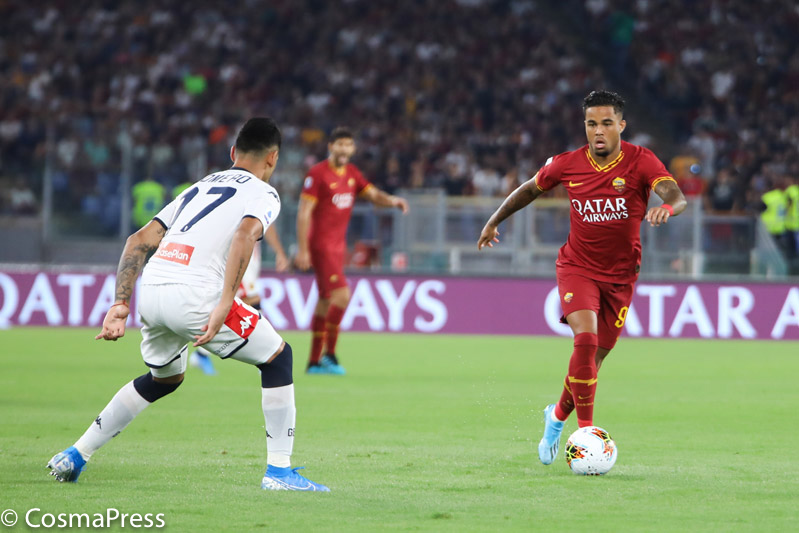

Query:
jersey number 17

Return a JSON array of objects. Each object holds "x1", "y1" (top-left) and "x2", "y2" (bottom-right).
[{"x1": 173, "y1": 186, "x2": 237, "y2": 232}]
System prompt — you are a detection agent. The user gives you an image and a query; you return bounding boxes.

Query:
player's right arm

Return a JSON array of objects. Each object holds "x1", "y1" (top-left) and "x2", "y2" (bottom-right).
[
  {"x1": 264, "y1": 225, "x2": 289, "y2": 272},
  {"x1": 477, "y1": 176, "x2": 547, "y2": 250},
  {"x1": 194, "y1": 216, "x2": 264, "y2": 346},
  {"x1": 295, "y1": 196, "x2": 315, "y2": 271},
  {"x1": 95, "y1": 220, "x2": 166, "y2": 341}
]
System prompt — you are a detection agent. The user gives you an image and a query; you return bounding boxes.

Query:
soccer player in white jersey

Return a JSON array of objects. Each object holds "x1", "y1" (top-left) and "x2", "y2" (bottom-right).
[
  {"x1": 47, "y1": 118, "x2": 329, "y2": 491},
  {"x1": 191, "y1": 225, "x2": 289, "y2": 375}
]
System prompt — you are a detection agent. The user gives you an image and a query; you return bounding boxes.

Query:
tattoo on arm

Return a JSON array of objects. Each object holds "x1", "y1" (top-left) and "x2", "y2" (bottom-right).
[
  {"x1": 114, "y1": 224, "x2": 165, "y2": 302},
  {"x1": 231, "y1": 257, "x2": 246, "y2": 293},
  {"x1": 488, "y1": 181, "x2": 544, "y2": 226},
  {"x1": 114, "y1": 243, "x2": 157, "y2": 301},
  {"x1": 654, "y1": 180, "x2": 687, "y2": 215}
]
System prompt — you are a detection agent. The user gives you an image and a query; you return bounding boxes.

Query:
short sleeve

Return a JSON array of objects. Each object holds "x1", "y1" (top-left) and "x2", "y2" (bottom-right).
[
  {"x1": 300, "y1": 167, "x2": 321, "y2": 203},
  {"x1": 243, "y1": 187, "x2": 281, "y2": 238},
  {"x1": 152, "y1": 197, "x2": 180, "y2": 229},
  {"x1": 533, "y1": 155, "x2": 562, "y2": 191},
  {"x1": 638, "y1": 149, "x2": 676, "y2": 190},
  {"x1": 353, "y1": 166, "x2": 373, "y2": 195}
]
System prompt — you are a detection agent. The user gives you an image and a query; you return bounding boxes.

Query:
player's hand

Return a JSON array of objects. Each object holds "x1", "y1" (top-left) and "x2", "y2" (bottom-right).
[
  {"x1": 477, "y1": 224, "x2": 500, "y2": 250},
  {"x1": 275, "y1": 251, "x2": 290, "y2": 272},
  {"x1": 194, "y1": 301, "x2": 230, "y2": 347},
  {"x1": 392, "y1": 196, "x2": 410, "y2": 214},
  {"x1": 95, "y1": 303, "x2": 130, "y2": 341},
  {"x1": 295, "y1": 249, "x2": 312, "y2": 271},
  {"x1": 645, "y1": 206, "x2": 671, "y2": 227}
]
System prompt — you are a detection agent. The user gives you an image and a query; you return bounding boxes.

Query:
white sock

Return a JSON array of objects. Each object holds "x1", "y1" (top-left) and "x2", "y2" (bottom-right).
[
  {"x1": 552, "y1": 409, "x2": 565, "y2": 424},
  {"x1": 74, "y1": 381, "x2": 150, "y2": 461},
  {"x1": 262, "y1": 384, "x2": 296, "y2": 468}
]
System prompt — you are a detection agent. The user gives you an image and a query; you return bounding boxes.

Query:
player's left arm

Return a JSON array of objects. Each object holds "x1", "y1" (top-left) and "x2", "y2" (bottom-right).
[
  {"x1": 646, "y1": 179, "x2": 687, "y2": 227},
  {"x1": 95, "y1": 220, "x2": 166, "y2": 341},
  {"x1": 194, "y1": 216, "x2": 263, "y2": 347},
  {"x1": 360, "y1": 185, "x2": 409, "y2": 214}
]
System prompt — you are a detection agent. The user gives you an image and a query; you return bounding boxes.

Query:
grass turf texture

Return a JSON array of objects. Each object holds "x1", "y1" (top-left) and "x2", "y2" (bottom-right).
[{"x1": 1, "y1": 328, "x2": 797, "y2": 532}]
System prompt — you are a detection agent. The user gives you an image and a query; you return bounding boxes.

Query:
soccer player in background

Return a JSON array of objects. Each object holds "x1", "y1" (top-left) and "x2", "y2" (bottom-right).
[
  {"x1": 48, "y1": 118, "x2": 329, "y2": 491},
  {"x1": 190, "y1": 225, "x2": 289, "y2": 375},
  {"x1": 295, "y1": 127, "x2": 409, "y2": 375},
  {"x1": 477, "y1": 91, "x2": 687, "y2": 466}
]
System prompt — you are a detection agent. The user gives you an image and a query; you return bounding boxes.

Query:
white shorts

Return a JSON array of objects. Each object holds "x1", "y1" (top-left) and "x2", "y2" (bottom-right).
[{"x1": 138, "y1": 283, "x2": 283, "y2": 377}]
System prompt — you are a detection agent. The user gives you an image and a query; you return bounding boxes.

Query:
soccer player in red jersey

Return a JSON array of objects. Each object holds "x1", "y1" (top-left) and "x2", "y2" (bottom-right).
[
  {"x1": 477, "y1": 90, "x2": 687, "y2": 465},
  {"x1": 295, "y1": 127, "x2": 409, "y2": 374}
]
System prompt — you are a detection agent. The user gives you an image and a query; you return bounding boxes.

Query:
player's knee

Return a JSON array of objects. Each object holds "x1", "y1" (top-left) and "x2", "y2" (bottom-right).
[
  {"x1": 257, "y1": 343, "x2": 293, "y2": 388},
  {"x1": 133, "y1": 372, "x2": 183, "y2": 403},
  {"x1": 574, "y1": 332, "x2": 598, "y2": 347}
]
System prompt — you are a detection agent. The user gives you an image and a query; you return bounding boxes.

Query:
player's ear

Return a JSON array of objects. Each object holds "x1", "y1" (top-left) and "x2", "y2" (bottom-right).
[
  {"x1": 266, "y1": 149, "x2": 279, "y2": 167},
  {"x1": 619, "y1": 119, "x2": 626, "y2": 133},
  {"x1": 230, "y1": 145, "x2": 236, "y2": 163}
]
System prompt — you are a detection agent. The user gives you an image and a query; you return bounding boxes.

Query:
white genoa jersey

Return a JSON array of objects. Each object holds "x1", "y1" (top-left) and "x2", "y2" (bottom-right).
[{"x1": 141, "y1": 168, "x2": 280, "y2": 288}]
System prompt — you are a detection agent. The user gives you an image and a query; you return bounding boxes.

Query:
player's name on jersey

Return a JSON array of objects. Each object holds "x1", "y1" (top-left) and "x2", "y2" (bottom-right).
[{"x1": 199, "y1": 172, "x2": 253, "y2": 184}]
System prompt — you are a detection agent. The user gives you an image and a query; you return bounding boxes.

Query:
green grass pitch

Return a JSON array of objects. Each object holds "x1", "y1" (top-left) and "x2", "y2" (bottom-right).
[{"x1": 1, "y1": 328, "x2": 798, "y2": 532}]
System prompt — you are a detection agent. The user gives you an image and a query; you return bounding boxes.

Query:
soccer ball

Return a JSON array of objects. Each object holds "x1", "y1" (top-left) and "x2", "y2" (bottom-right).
[{"x1": 564, "y1": 426, "x2": 618, "y2": 475}]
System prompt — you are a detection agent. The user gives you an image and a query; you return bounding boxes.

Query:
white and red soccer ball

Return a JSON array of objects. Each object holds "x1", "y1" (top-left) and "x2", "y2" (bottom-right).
[{"x1": 565, "y1": 426, "x2": 618, "y2": 475}]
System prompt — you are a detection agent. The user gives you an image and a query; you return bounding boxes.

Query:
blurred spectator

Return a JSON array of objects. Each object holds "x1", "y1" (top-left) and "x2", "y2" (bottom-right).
[
  {"x1": 786, "y1": 175, "x2": 799, "y2": 256},
  {"x1": 704, "y1": 168, "x2": 740, "y2": 213},
  {"x1": 131, "y1": 178, "x2": 166, "y2": 229},
  {"x1": 760, "y1": 178, "x2": 793, "y2": 258},
  {"x1": 472, "y1": 157, "x2": 502, "y2": 197},
  {"x1": 670, "y1": 152, "x2": 704, "y2": 199},
  {"x1": 0, "y1": 0, "x2": 794, "y2": 221},
  {"x1": 8, "y1": 177, "x2": 38, "y2": 215}
]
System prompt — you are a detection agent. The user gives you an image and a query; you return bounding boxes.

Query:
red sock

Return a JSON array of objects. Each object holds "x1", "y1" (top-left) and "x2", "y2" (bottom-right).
[
  {"x1": 309, "y1": 315, "x2": 326, "y2": 365},
  {"x1": 324, "y1": 305, "x2": 346, "y2": 355},
  {"x1": 568, "y1": 332, "x2": 598, "y2": 428},
  {"x1": 554, "y1": 376, "x2": 574, "y2": 422}
]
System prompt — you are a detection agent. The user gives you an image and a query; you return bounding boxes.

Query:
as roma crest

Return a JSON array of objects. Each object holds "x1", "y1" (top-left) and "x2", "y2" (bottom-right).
[{"x1": 611, "y1": 177, "x2": 626, "y2": 193}]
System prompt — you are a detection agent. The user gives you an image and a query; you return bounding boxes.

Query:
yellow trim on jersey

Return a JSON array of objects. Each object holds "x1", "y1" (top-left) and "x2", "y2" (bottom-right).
[
  {"x1": 328, "y1": 160, "x2": 347, "y2": 176},
  {"x1": 300, "y1": 193, "x2": 318, "y2": 204},
  {"x1": 585, "y1": 149, "x2": 625, "y2": 173},
  {"x1": 358, "y1": 183, "x2": 374, "y2": 197},
  {"x1": 533, "y1": 172, "x2": 546, "y2": 191},
  {"x1": 568, "y1": 376, "x2": 598, "y2": 386},
  {"x1": 650, "y1": 176, "x2": 677, "y2": 190}
]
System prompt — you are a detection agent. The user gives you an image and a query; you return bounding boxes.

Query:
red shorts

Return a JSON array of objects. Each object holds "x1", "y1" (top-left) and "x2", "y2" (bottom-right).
[
  {"x1": 556, "y1": 269, "x2": 635, "y2": 350},
  {"x1": 311, "y1": 247, "x2": 348, "y2": 299}
]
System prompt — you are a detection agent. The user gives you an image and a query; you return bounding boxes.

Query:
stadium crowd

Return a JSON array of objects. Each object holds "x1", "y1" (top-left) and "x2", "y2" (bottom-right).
[{"x1": 0, "y1": 0, "x2": 797, "y2": 231}]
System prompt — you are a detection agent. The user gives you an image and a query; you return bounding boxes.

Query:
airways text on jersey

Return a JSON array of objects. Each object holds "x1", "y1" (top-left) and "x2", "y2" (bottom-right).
[{"x1": 571, "y1": 197, "x2": 628, "y2": 223}]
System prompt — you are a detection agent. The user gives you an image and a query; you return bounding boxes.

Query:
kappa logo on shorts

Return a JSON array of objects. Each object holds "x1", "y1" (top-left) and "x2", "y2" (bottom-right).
[
  {"x1": 224, "y1": 302, "x2": 260, "y2": 339},
  {"x1": 153, "y1": 242, "x2": 194, "y2": 265},
  {"x1": 564, "y1": 292, "x2": 574, "y2": 303},
  {"x1": 239, "y1": 313, "x2": 254, "y2": 336}
]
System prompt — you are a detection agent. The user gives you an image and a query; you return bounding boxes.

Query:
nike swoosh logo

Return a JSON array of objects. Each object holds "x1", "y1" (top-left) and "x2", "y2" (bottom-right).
[
  {"x1": 568, "y1": 181, "x2": 584, "y2": 187},
  {"x1": 330, "y1": 182, "x2": 339, "y2": 189},
  {"x1": 578, "y1": 395, "x2": 591, "y2": 400}
]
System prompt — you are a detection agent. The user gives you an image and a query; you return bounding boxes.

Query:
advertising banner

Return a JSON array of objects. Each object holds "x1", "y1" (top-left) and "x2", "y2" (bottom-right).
[{"x1": 1, "y1": 270, "x2": 798, "y2": 340}]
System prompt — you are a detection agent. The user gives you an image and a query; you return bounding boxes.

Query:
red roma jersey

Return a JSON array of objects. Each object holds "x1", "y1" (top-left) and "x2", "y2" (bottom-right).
[
  {"x1": 534, "y1": 141, "x2": 676, "y2": 284},
  {"x1": 300, "y1": 161, "x2": 373, "y2": 250}
]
